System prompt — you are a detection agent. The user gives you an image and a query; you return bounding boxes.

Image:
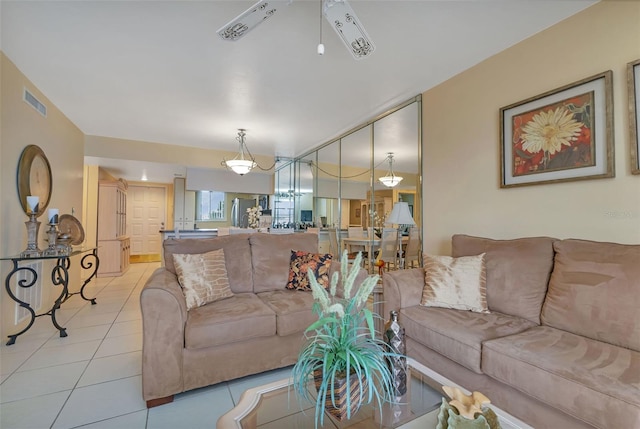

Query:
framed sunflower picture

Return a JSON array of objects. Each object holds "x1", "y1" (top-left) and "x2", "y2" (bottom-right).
[
  {"x1": 500, "y1": 71, "x2": 614, "y2": 188},
  {"x1": 628, "y1": 59, "x2": 640, "y2": 175}
]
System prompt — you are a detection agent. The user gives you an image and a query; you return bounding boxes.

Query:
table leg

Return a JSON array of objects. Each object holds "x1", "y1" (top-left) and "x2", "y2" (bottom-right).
[
  {"x1": 79, "y1": 249, "x2": 99, "y2": 305},
  {"x1": 49, "y1": 259, "x2": 69, "y2": 338},
  {"x1": 4, "y1": 259, "x2": 69, "y2": 345},
  {"x1": 5, "y1": 261, "x2": 37, "y2": 345},
  {"x1": 60, "y1": 249, "x2": 99, "y2": 305}
]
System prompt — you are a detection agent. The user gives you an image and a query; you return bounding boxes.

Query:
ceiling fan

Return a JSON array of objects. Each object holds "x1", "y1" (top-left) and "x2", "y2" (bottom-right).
[{"x1": 216, "y1": 0, "x2": 375, "y2": 60}]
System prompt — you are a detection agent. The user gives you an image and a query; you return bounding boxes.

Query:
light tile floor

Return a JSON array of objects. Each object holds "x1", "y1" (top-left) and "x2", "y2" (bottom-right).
[{"x1": 0, "y1": 262, "x2": 292, "y2": 429}]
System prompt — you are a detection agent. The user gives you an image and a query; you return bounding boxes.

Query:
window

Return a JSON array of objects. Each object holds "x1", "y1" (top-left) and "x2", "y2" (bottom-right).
[{"x1": 196, "y1": 191, "x2": 226, "y2": 221}]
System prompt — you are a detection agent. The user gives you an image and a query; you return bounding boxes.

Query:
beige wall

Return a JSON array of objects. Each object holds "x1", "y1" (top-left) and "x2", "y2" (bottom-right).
[
  {"x1": 423, "y1": 1, "x2": 640, "y2": 255},
  {"x1": 1, "y1": 53, "x2": 85, "y2": 338},
  {"x1": 85, "y1": 134, "x2": 275, "y2": 171}
]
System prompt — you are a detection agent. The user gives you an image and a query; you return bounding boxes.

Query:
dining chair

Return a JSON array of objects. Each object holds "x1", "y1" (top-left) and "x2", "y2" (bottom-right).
[
  {"x1": 328, "y1": 228, "x2": 340, "y2": 257},
  {"x1": 347, "y1": 226, "x2": 367, "y2": 256},
  {"x1": 402, "y1": 227, "x2": 421, "y2": 268},
  {"x1": 329, "y1": 227, "x2": 361, "y2": 266},
  {"x1": 376, "y1": 228, "x2": 399, "y2": 271}
]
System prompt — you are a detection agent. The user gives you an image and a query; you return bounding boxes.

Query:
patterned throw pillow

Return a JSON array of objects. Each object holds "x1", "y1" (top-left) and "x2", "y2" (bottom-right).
[
  {"x1": 286, "y1": 250, "x2": 333, "y2": 291},
  {"x1": 420, "y1": 253, "x2": 489, "y2": 313},
  {"x1": 172, "y1": 248, "x2": 234, "y2": 310}
]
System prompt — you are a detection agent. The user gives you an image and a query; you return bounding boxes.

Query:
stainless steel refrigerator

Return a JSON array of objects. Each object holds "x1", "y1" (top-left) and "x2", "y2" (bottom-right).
[{"x1": 231, "y1": 198, "x2": 256, "y2": 228}]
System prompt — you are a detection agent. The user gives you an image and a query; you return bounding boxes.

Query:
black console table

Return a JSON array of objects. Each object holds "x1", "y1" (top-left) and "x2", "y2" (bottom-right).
[{"x1": 1, "y1": 247, "x2": 100, "y2": 345}]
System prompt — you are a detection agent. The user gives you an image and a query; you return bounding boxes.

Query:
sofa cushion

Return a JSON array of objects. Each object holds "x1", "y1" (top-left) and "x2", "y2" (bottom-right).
[
  {"x1": 482, "y1": 326, "x2": 640, "y2": 429},
  {"x1": 400, "y1": 306, "x2": 536, "y2": 374},
  {"x1": 452, "y1": 234, "x2": 556, "y2": 324},
  {"x1": 286, "y1": 250, "x2": 333, "y2": 291},
  {"x1": 173, "y1": 249, "x2": 234, "y2": 310},
  {"x1": 184, "y1": 293, "x2": 275, "y2": 349},
  {"x1": 250, "y1": 233, "x2": 319, "y2": 293},
  {"x1": 258, "y1": 290, "x2": 316, "y2": 336},
  {"x1": 541, "y1": 239, "x2": 640, "y2": 352},
  {"x1": 421, "y1": 253, "x2": 488, "y2": 313},
  {"x1": 163, "y1": 235, "x2": 254, "y2": 294}
]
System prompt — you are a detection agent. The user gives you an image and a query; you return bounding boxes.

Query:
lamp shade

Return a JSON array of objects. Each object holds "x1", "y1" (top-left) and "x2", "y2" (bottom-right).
[
  {"x1": 378, "y1": 175, "x2": 403, "y2": 187},
  {"x1": 225, "y1": 159, "x2": 256, "y2": 176},
  {"x1": 385, "y1": 202, "x2": 415, "y2": 226}
]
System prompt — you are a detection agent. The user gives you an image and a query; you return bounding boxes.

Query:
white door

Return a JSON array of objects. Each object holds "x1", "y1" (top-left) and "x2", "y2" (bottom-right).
[{"x1": 128, "y1": 185, "x2": 166, "y2": 256}]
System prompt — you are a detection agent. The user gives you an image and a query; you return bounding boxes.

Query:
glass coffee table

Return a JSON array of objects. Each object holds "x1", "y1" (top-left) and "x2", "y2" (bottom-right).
[{"x1": 217, "y1": 358, "x2": 533, "y2": 429}]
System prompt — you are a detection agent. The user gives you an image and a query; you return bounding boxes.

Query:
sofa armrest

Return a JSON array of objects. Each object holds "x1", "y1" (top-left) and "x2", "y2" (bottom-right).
[
  {"x1": 383, "y1": 267, "x2": 425, "y2": 317},
  {"x1": 140, "y1": 268, "x2": 187, "y2": 401}
]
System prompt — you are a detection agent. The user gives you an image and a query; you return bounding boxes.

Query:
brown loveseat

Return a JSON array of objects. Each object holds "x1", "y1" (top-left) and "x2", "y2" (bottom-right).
[
  {"x1": 383, "y1": 235, "x2": 640, "y2": 429},
  {"x1": 140, "y1": 232, "x2": 365, "y2": 407}
]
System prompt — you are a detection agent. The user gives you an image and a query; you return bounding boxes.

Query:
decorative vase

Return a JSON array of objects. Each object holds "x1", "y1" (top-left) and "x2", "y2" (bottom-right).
[
  {"x1": 384, "y1": 310, "x2": 407, "y2": 396},
  {"x1": 313, "y1": 369, "x2": 368, "y2": 421}
]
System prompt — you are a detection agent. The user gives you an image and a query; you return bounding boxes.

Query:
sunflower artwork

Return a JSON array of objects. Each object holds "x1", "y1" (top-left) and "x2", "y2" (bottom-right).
[{"x1": 511, "y1": 92, "x2": 594, "y2": 177}]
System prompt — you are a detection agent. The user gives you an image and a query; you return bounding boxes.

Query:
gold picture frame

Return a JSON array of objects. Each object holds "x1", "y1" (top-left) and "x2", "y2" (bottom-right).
[
  {"x1": 628, "y1": 59, "x2": 640, "y2": 175},
  {"x1": 500, "y1": 71, "x2": 614, "y2": 188}
]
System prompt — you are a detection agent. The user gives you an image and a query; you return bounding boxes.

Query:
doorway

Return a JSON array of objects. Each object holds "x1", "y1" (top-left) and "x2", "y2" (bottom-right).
[{"x1": 127, "y1": 185, "x2": 167, "y2": 263}]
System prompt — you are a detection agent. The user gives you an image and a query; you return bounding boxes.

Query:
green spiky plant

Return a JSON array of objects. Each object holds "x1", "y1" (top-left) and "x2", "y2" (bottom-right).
[{"x1": 291, "y1": 250, "x2": 398, "y2": 428}]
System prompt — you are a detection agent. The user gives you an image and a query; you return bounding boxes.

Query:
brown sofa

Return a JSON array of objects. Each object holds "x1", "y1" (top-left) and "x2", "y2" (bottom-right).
[
  {"x1": 383, "y1": 235, "x2": 640, "y2": 429},
  {"x1": 140, "y1": 232, "x2": 365, "y2": 407}
]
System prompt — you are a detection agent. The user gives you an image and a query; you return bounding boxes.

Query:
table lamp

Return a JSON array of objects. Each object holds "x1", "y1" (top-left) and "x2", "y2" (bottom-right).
[{"x1": 385, "y1": 202, "x2": 416, "y2": 268}]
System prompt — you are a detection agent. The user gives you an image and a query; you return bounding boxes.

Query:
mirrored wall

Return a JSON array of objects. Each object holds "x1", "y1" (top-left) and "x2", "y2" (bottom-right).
[{"x1": 274, "y1": 95, "x2": 422, "y2": 266}]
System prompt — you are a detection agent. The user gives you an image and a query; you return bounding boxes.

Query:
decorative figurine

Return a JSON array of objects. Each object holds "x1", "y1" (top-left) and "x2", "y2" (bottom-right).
[{"x1": 436, "y1": 386, "x2": 502, "y2": 429}]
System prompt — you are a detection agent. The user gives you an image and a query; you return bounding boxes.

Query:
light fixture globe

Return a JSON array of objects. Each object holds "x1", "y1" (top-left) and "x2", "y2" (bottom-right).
[
  {"x1": 378, "y1": 153, "x2": 403, "y2": 188},
  {"x1": 225, "y1": 159, "x2": 256, "y2": 176},
  {"x1": 378, "y1": 175, "x2": 403, "y2": 187}
]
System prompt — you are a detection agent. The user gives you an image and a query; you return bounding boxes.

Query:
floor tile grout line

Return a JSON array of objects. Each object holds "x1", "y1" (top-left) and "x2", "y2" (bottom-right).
[
  {"x1": 49, "y1": 273, "x2": 124, "y2": 429},
  {"x1": 0, "y1": 263, "x2": 159, "y2": 429},
  {"x1": 49, "y1": 264, "x2": 156, "y2": 429}
]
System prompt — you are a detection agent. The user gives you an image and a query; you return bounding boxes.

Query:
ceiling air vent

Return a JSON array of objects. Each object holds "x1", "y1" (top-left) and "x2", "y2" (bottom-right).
[{"x1": 23, "y1": 88, "x2": 47, "y2": 117}]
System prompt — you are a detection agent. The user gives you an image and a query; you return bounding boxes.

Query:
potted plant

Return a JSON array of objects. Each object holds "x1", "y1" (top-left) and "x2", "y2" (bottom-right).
[{"x1": 291, "y1": 251, "x2": 399, "y2": 428}]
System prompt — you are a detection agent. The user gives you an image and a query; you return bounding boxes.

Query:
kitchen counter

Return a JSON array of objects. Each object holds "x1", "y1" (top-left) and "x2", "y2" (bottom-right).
[{"x1": 160, "y1": 229, "x2": 218, "y2": 240}]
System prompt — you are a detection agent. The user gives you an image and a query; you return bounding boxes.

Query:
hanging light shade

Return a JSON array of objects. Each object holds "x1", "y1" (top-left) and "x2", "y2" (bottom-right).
[
  {"x1": 223, "y1": 129, "x2": 257, "y2": 176},
  {"x1": 378, "y1": 153, "x2": 403, "y2": 187}
]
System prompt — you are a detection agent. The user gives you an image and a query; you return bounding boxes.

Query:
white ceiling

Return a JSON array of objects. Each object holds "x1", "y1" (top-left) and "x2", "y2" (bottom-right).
[{"x1": 1, "y1": 0, "x2": 597, "y2": 183}]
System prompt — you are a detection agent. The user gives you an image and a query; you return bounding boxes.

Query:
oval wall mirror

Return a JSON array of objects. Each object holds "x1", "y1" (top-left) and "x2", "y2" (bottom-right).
[{"x1": 16, "y1": 145, "x2": 53, "y2": 217}]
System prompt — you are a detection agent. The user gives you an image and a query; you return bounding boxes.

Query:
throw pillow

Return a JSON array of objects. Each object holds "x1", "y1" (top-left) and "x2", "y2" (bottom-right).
[
  {"x1": 286, "y1": 250, "x2": 333, "y2": 291},
  {"x1": 420, "y1": 253, "x2": 489, "y2": 313},
  {"x1": 172, "y1": 248, "x2": 234, "y2": 310}
]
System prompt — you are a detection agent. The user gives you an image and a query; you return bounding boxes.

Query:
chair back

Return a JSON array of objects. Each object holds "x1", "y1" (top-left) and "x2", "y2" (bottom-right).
[
  {"x1": 306, "y1": 228, "x2": 319, "y2": 234},
  {"x1": 348, "y1": 226, "x2": 365, "y2": 238},
  {"x1": 367, "y1": 227, "x2": 375, "y2": 238},
  {"x1": 378, "y1": 228, "x2": 399, "y2": 268},
  {"x1": 328, "y1": 228, "x2": 340, "y2": 257},
  {"x1": 403, "y1": 227, "x2": 421, "y2": 268}
]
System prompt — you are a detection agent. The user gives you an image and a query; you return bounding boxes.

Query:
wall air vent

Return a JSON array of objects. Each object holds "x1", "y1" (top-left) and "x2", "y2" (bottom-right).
[{"x1": 23, "y1": 88, "x2": 47, "y2": 117}]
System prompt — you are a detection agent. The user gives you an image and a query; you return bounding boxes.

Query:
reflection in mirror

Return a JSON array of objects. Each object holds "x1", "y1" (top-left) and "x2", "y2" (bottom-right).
[
  {"x1": 316, "y1": 141, "x2": 340, "y2": 229},
  {"x1": 280, "y1": 95, "x2": 421, "y2": 267},
  {"x1": 295, "y1": 154, "x2": 315, "y2": 228},
  {"x1": 274, "y1": 162, "x2": 294, "y2": 227},
  {"x1": 373, "y1": 102, "x2": 420, "y2": 245},
  {"x1": 341, "y1": 125, "x2": 371, "y2": 232}
]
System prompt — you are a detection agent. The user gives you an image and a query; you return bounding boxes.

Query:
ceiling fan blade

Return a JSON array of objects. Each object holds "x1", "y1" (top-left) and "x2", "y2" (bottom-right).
[
  {"x1": 217, "y1": 1, "x2": 279, "y2": 41},
  {"x1": 323, "y1": 0, "x2": 375, "y2": 60}
]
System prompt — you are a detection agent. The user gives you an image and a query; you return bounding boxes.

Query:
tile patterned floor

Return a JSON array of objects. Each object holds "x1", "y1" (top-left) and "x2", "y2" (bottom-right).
[{"x1": 0, "y1": 262, "x2": 292, "y2": 429}]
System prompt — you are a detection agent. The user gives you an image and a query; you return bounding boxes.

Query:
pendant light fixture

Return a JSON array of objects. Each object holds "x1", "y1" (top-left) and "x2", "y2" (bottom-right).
[
  {"x1": 223, "y1": 129, "x2": 257, "y2": 176},
  {"x1": 378, "y1": 153, "x2": 403, "y2": 187}
]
